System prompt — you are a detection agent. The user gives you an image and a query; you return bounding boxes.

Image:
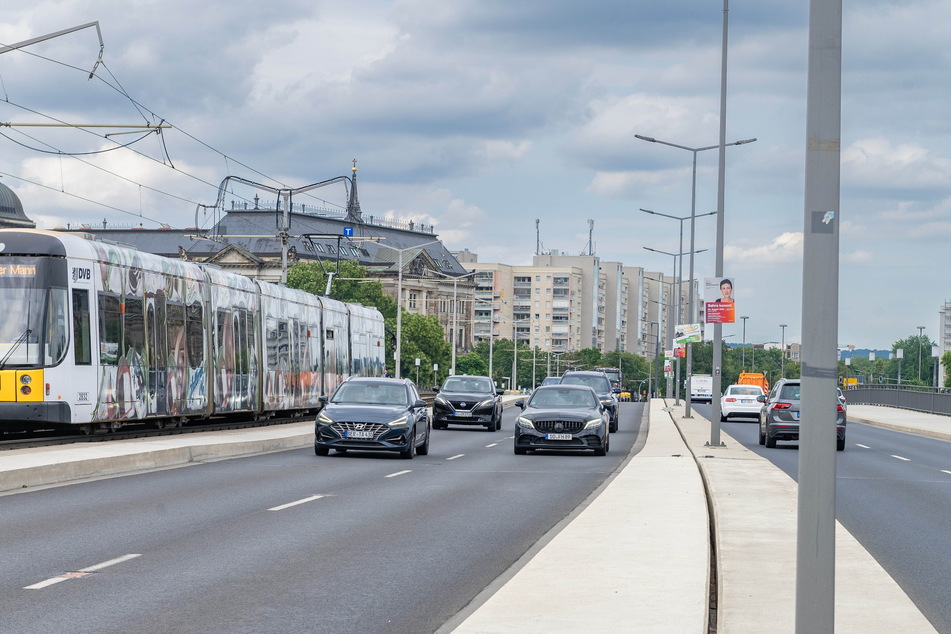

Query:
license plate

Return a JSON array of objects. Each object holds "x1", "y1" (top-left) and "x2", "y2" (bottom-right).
[
  {"x1": 546, "y1": 433, "x2": 573, "y2": 441},
  {"x1": 454, "y1": 411, "x2": 471, "y2": 417},
  {"x1": 741, "y1": 399, "x2": 753, "y2": 404},
  {"x1": 345, "y1": 430, "x2": 374, "y2": 439}
]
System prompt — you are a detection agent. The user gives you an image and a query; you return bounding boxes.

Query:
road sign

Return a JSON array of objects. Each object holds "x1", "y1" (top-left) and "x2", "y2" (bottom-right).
[{"x1": 343, "y1": 226, "x2": 354, "y2": 237}]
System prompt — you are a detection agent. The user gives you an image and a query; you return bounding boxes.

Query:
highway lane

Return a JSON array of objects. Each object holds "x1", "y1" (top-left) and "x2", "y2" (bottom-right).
[
  {"x1": 0, "y1": 401, "x2": 645, "y2": 634},
  {"x1": 692, "y1": 403, "x2": 951, "y2": 633}
]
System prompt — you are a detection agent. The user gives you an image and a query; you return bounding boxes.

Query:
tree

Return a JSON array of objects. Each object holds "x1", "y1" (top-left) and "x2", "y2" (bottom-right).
[
  {"x1": 455, "y1": 352, "x2": 488, "y2": 377},
  {"x1": 287, "y1": 260, "x2": 396, "y2": 319},
  {"x1": 397, "y1": 312, "x2": 451, "y2": 385}
]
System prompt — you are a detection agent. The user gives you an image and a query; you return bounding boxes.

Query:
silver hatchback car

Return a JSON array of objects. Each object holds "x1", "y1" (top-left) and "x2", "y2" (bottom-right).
[{"x1": 757, "y1": 378, "x2": 847, "y2": 451}]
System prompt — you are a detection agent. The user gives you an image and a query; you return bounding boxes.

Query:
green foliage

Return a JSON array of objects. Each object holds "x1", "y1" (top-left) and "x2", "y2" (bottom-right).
[
  {"x1": 397, "y1": 312, "x2": 451, "y2": 385},
  {"x1": 287, "y1": 261, "x2": 396, "y2": 319},
  {"x1": 455, "y1": 352, "x2": 488, "y2": 377}
]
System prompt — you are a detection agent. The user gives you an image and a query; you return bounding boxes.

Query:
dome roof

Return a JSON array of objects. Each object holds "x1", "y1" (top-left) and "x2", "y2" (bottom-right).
[{"x1": 0, "y1": 182, "x2": 36, "y2": 228}]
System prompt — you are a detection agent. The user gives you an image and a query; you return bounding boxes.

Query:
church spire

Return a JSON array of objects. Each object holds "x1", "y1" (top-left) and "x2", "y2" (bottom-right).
[{"x1": 345, "y1": 158, "x2": 363, "y2": 223}]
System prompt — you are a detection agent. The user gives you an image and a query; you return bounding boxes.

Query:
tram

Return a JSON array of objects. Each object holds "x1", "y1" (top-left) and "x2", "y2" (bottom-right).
[{"x1": 0, "y1": 229, "x2": 385, "y2": 433}]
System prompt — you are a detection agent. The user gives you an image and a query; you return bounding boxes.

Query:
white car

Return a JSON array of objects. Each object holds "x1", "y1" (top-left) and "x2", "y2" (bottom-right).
[{"x1": 720, "y1": 384, "x2": 765, "y2": 421}]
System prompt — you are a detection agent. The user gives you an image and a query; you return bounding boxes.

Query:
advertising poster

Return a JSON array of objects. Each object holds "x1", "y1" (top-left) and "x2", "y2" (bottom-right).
[
  {"x1": 704, "y1": 277, "x2": 735, "y2": 324},
  {"x1": 674, "y1": 323, "x2": 703, "y2": 345}
]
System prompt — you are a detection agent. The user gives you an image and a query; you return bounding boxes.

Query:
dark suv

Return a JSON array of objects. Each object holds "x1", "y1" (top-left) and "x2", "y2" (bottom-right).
[
  {"x1": 757, "y1": 378, "x2": 846, "y2": 451},
  {"x1": 560, "y1": 370, "x2": 621, "y2": 432},
  {"x1": 432, "y1": 375, "x2": 503, "y2": 431}
]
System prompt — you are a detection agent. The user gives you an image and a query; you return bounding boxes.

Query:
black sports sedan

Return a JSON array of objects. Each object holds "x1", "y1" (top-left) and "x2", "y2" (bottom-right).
[
  {"x1": 513, "y1": 385, "x2": 610, "y2": 456},
  {"x1": 432, "y1": 375, "x2": 503, "y2": 431},
  {"x1": 315, "y1": 377, "x2": 431, "y2": 459}
]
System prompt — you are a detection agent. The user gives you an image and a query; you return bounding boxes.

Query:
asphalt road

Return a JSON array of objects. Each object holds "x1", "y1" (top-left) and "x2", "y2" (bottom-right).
[
  {"x1": 691, "y1": 403, "x2": 951, "y2": 633},
  {"x1": 0, "y1": 401, "x2": 645, "y2": 634}
]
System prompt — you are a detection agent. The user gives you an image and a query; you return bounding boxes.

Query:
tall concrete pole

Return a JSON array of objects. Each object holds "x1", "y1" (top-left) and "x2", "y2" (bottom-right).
[{"x1": 796, "y1": 0, "x2": 842, "y2": 630}]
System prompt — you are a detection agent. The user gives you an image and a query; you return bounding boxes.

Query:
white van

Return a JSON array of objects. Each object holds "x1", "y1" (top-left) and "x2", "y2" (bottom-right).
[{"x1": 690, "y1": 375, "x2": 714, "y2": 403}]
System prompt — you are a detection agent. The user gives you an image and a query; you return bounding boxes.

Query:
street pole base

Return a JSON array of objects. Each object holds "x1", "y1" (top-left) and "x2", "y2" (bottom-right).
[{"x1": 704, "y1": 442, "x2": 727, "y2": 448}]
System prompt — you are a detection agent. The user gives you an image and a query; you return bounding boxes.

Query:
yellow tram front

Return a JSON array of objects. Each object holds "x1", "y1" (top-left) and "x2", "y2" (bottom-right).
[{"x1": 0, "y1": 242, "x2": 71, "y2": 428}]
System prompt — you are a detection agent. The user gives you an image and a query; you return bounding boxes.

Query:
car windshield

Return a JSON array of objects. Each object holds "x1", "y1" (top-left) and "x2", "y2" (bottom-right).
[
  {"x1": 728, "y1": 386, "x2": 762, "y2": 396},
  {"x1": 529, "y1": 387, "x2": 597, "y2": 409},
  {"x1": 442, "y1": 377, "x2": 493, "y2": 393},
  {"x1": 332, "y1": 382, "x2": 407, "y2": 405},
  {"x1": 560, "y1": 375, "x2": 609, "y2": 392}
]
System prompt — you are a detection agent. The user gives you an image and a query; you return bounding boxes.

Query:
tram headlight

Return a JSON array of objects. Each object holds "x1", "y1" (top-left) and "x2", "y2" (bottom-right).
[{"x1": 20, "y1": 375, "x2": 31, "y2": 385}]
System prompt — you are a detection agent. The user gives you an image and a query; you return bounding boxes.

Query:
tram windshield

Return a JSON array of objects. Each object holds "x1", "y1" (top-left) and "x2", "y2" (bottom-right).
[{"x1": 0, "y1": 257, "x2": 69, "y2": 368}]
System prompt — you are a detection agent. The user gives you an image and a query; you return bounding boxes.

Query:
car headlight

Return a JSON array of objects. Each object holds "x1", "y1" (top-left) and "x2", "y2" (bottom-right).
[
  {"x1": 516, "y1": 416, "x2": 535, "y2": 429},
  {"x1": 434, "y1": 395, "x2": 449, "y2": 406},
  {"x1": 317, "y1": 411, "x2": 334, "y2": 424},
  {"x1": 476, "y1": 398, "x2": 495, "y2": 409},
  {"x1": 387, "y1": 414, "x2": 410, "y2": 427},
  {"x1": 600, "y1": 398, "x2": 614, "y2": 407},
  {"x1": 583, "y1": 417, "x2": 604, "y2": 429}
]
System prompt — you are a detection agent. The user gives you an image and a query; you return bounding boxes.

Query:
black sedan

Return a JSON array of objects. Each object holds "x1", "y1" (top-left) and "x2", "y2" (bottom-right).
[
  {"x1": 315, "y1": 377, "x2": 431, "y2": 459},
  {"x1": 513, "y1": 385, "x2": 610, "y2": 456},
  {"x1": 432, "y1": 375, "x2": 503, "y2": 431}
]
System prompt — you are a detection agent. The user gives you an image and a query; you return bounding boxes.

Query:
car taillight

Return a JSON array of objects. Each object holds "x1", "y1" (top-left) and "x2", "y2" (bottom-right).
[
  {"x1": 725, "y1": 397, "x2": 737, "y2": 403},
  {"x1": 837, "y1": 404, "x2": 845, "y2": 413},
  {"x1": 771, "y1": 402, "x2": 792, "y2": 410}
]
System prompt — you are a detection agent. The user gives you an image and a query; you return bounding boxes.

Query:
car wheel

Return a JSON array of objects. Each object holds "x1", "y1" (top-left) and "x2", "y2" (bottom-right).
[
  {"x1": 595, "y1": 433, "x2": 609, "y2": 456},
  {"x1": 417, "y1": 423, "x2": 431, "y2": 456},
  {"x1": 765, "y1": 433, "x2": 777, "y2": 448},
  {"x1": 434, "y1": 421, "x2": 447, "y2": 430},
  {"x1": 400, "y1": 428, "x2": 415, "y2": 459},
  {"x1": 514, "y1": 445, "x2": 528, "y2": 455},
  {"x1": 837, "y1": 436, "x2": 846, "y2": 452},
  {"x1": 315, "y1": 445, "x2": 329, "y2": 456},
  {"x1": 609, "y1": 419, "x2": 618, "y2": 433},
  {"x1": 758, "y1": 421, "x2": 766, "y2": 445},
  {"x1": 720, "y1": 413, "x2": 727, "y2": 422},
  {"x1": 495, "y1": 411, "x2": 502, "y2": 431}
]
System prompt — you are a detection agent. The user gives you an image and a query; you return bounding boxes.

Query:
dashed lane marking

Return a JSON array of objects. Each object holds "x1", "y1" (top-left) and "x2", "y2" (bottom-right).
[
  {"x1": 891, "y1": 455, "x2": 910, "y2": 461},
  {"x1": 268, "y1": 495, "x2": 326, "y2": 511},
  {"x1": 486, "y1": 443, "x2": 499, "y2": 448},
  {"x1": 447, "y1": 454, "x2": 465, "y2": 460},
  {"x1": 856, "y1": 444, "x2": 870, "y2": 449},
  {"x1": 385, "y1": 470, "x2": 412, "y2": 478},
  {"x1": 25, "y1": 554, "x2": 141, "y2": 590}
]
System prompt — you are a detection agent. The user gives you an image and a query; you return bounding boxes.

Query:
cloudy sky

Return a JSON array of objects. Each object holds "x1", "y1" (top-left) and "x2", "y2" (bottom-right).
[{"x1": 1, "y1": 1, "x2": 949, "y2": 351}]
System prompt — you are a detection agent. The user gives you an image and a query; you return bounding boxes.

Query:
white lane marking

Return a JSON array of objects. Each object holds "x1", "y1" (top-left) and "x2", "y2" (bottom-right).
[
  {"x1": 941, "y1": 470, "x2": 951, "y2": 476},
  {"x1": 385, "y1": 470, "x2": 412, "y2": 478},
  {"x1": 891, "y1": 455, "x2": 910, "y2": 461},
  {"x1": 268, "y1": 495, "x2": 325, "y2": 511},
  {"x1": 25, "y1": 554, "x2": 141, "y2": 590},
  {"x1": 856, "y1": 444, "x2": 870, "y2": 449},
  {"x1": 486, "y1": 443, "x2": 499, "y2": 448},
  {"x1": 447, "y1": 454, "x2": 465, "y2": 460}
]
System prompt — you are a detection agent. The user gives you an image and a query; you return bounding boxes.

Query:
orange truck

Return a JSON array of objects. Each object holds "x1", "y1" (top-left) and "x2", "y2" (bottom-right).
[{"x1": 737, "y1": 372, "x2": 769, "y2": 393}]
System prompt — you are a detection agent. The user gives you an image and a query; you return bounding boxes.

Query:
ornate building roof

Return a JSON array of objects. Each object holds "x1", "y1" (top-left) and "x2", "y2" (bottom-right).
[{"x1": 0, "y1": 182, "x2": 36, "y2": 229}]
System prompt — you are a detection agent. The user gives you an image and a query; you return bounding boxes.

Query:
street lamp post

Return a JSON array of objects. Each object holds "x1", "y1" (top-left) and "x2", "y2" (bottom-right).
[
  {"x1": 780, "y1": 324, "x2": 788, "y2": 378},
  {"x1": 635, "y1": 134, "x2": 756, "y2": 420},
  {"x1": 430, "y1": 269, "x2": 478, "y2": 376},
  {"x1": 645, "y1": 246, "x2": 707, "y2": 404},
  {"x1": 388, "y1": 240, "x2": 442, "y2": 379},
  {"x1": 918, "y1": 325, "x2": 926, "y2": 382},
  {"x1": 741, "y1": 316, "x2": 749, "y2": 371}
]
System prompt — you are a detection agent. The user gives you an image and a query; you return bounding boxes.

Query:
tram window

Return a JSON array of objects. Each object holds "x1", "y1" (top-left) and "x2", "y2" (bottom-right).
[
  {"x1": 72, "y1": 289, "x2": 92, "y2": 365},
  {"x1": 98, "y1": 293, "x2": 121, "y2": 365},
  {"x1": 46, "y1": 288, "x2": 69, "y2": 366},
  {"x1": 167, "y1": 304, "x2": 186, "y2": 369},
  {"x1": 186, "y1": 303, "x2": 204, "y2": 369},
  {"x1": 124, "y1": 298, "x2": 145, "y2": 360},
  {"x1": 234, "y1": 310, "x2": 249, "y2": 375},
  {"x1": 266, "y1": 318, "x2": 279, "y2": 370}
]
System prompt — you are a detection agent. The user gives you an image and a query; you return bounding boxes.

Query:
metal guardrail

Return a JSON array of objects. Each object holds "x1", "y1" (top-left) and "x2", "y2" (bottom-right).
[{"x1": 844, "y1": 386, "x2": 951, "y2": 416}]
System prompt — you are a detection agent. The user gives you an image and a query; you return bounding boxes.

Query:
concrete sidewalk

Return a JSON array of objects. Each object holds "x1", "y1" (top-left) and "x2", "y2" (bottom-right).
[
  {"x1": 449, "y1": 399, "x2": 709, "y2": 633},
  {"x1": 667, "y1": 399, "x2": 937, "y2": 633}
]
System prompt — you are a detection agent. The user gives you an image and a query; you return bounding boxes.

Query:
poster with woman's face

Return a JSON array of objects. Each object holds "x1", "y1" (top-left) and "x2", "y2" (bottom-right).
[{"x1": 705, "y1": 277, "x2": 735, "y2": 323}]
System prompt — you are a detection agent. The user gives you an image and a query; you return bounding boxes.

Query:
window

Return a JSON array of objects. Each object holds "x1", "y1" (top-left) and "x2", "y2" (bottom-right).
[
  {"x1": 186, "y1": 303, "x2": 204, "y2": 369},
  {"x1": 46, "y1": 288, "x2": 69, "y2": 366},
  {"x1": 408, "y1": 292, "x2": 417, "y2": 309},
  {"x1": 167, "y1": 304, "x2": 186, "y2": 370},
  {"x1": 98, "y1": 294, "x2": 121, "y2": 365},
  {"x1": 72, "y1": 290, "x2": 91, "y2": 365},
  {"x1": 124, "y1": 298, "x2": 145, "y2": 359}
]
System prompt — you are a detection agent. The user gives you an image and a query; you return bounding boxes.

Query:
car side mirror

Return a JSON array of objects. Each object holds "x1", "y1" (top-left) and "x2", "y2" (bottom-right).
[
  {"x1": 319, "y1": 395, "x2": 329, "y2": 404},
  {"x1": 414, "y1": 399, "x2": 428, "y2": 409},
  {"x1": 613, "y1": 387, "x2": 622, "y2": 394},
  {"x1": 515, "y1": 399, "x2": 525, "y2": 409},
  {"x1": 496, "y1": 388, "x2": 504, "y2": 396},
  {"x1": 756, "y1": 395, "x2": 766, "y2": 402},
  {"x1": 432, "y1": 386, "x2": 440, "y2": 393}
]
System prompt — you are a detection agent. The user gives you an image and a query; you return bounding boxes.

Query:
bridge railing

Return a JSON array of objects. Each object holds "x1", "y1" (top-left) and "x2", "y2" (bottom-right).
[{"x1": 843, "y1": 385, "x2": 951, "y2": 416}]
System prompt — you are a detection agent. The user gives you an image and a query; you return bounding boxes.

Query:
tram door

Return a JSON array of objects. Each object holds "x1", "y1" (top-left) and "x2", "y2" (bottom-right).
[{"x1": 147, "y1": 292, "x2": 168, "y2": 416}]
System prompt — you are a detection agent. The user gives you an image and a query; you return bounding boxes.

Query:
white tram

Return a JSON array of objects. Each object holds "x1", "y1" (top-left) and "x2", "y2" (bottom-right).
[{"x1": 0, "y1": 229, "x2": 385, "y2": 432}]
